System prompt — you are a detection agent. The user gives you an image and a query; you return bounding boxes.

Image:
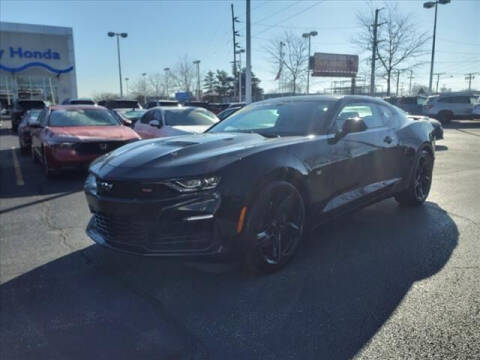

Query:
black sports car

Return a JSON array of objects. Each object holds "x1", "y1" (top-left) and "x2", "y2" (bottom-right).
[{"x1": 84, "y1": 95, "x2": 435, "y2": 273}]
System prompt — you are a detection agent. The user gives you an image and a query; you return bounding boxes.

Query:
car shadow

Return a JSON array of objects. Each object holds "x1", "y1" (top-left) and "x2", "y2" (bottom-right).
[
  {"x1": 445, "y1": 120, "x2": 480, "y2": 129},
  {"x1": 435, "y1": 144, "x2": 448, "y2": 151},
  {"x1": 0, "y1": 200, "x2": 458, "y2": 359},
  {"x1": 0, "y1": 147, "x2": 86, "y2": 201}
]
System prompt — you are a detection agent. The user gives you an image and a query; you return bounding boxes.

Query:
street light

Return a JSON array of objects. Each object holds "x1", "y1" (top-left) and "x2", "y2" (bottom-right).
[
  {"x1": 302, "y1": 30, "x2": 318, "y2": 94},
  {"x1": 193, "y1": 60, "x2": 201, "y2": 100},
  {"x1": 235, "y1": 49, "x2": 245, "y2": 102},
  {"x1": 125, "y1": 77, "x2": 129, "y2": 95},
  {"x1": 423, "y1": 0, "x2": 451, "y2": 95},
  {"x1": 107, "y1": 32, "x2": 128, "y2": 97},
  {"x1": 164, "y1": 68, "x2": 170, "y2": 99},
  {"x1": 142, "y1": 73, "x2": 147, "y2": 105}
]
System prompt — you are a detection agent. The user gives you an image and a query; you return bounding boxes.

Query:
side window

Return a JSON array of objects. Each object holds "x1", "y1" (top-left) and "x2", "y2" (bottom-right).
[
  {"x1": 378, "y1": 105, "x2": 394, "y2": 126},
  {"x1": 438, "y1": 97, "x2": 452, "y2": 103},
  {"x1": 458, "y1": 96, "x2": 470, "y2": 104},
  {"x1": 140, "y1": 110, "x2": 154, "y2": 124},
  {"x1": 38, "y1": 110, "x2": 47, "y2": 126},
  {"x1": 336, "y1": 103, "x2": 384, "y2": 130},
  {"x1": 154, "y1": 110, "x2": 163, "y2": 122}
]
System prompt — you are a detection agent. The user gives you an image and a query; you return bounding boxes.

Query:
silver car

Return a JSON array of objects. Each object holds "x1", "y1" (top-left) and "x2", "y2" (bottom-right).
[{"x1": 423, "y1": 93, "x2": 478, "y2": 123}]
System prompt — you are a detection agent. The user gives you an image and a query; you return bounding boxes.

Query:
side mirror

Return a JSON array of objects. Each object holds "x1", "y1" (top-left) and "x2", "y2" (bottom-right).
[
  {"x1": 148, "y1": 120, "x2": 161, "y2": 128},
  {"x1": 329, "y1": 117, "x2": 367, "y2": 144},
  {"x1": 29, "y1": 121, "x2": 43, "y2": 128},
  {"x1": 342, "y1": 117, "x2": 367, "y2": 134}
]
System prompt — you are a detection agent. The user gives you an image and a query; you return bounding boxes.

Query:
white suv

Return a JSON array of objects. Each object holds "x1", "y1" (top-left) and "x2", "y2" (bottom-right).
[{"x1": 423, "y1": 94, "x2": 478, "y2": 123}]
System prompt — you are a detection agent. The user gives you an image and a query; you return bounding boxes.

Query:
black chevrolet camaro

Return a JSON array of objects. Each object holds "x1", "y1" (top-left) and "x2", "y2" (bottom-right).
[{"x1": 84, "y1": 95, "x2": 435, "y2": 273}]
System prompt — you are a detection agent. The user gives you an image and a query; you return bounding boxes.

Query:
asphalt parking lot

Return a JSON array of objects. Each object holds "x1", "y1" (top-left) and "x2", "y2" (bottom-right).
[{"x1": 1, "y1": 118, "x2": 479, "y2": 360}]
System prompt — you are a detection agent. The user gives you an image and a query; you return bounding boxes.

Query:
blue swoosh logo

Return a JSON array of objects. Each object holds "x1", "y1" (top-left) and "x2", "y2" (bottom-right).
[{"x1": 0, "y1": 62, "x2": 74, "y2": 74}]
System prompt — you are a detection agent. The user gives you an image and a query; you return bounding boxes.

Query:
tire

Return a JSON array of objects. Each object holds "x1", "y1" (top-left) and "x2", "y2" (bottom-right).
[
  {"x1": 19, "y1": 138, "x2": 28, "y2": 155},
  {"x1": 437, "y1": 111, "x2": 453, "y2": 124},
  {"x1": 31, "y1": 146, "x2": 39, "y2": 163},
  {"x1": 243, "y1": 181, "x2": 306, "y2": 274},
  {"x1": 395, "y1": 149, "x2": 433, "y2": 207},
  {"x1": 42, "y1": 150, "x2": 57, "y2": 178}
]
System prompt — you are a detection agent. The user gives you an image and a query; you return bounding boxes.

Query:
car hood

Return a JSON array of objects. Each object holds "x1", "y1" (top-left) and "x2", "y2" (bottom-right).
[
  {"x1": 47, "y1": 126, "x2": 140, "y2": 142},
  {"x1": 90, "y1": 132, "x2": 303, "y2": 180}
]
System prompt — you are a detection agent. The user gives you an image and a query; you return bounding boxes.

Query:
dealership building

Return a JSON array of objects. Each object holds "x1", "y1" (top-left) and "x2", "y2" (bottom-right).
[{"x1": 0, "y1": 22, "x2": 77, "y2": 106}]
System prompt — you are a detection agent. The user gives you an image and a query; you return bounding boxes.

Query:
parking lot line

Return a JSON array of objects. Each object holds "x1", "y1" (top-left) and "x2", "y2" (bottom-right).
[{"x1": 11, "y1": 147, "x2": 24, "y2": 186}]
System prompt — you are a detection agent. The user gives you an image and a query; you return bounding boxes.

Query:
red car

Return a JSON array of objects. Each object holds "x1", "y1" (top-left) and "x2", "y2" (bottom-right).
[{"x1": 30, "y1": 105, "x2": 140, "y2": 176}]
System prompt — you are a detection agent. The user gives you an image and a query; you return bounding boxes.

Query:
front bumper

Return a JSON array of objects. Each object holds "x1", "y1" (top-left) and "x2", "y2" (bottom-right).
[{"x1": 84, "y1": 189, "x2": 240, "y2": 257}]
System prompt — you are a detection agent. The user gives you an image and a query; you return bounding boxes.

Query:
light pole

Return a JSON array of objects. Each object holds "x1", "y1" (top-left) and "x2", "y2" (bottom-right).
[
  {"x1": 236, "y1": 49, "x2": 245, "y2": 102},
  {"x1": 193, "y1": 60, "x2": 201, "y2": 100},
  {"x1": 125, "y1": 77, "x2": 129, "y2": 95},
  {"x1": 142, "y1": 72, "x2": 147, "y2": 104},
  {"x1": 163, "y1": 67, "x2": 170, "y2": 98},
  {"x1": 423, "y1": 0, "x2": 451, "y2": 95},
  {"x1": 107, "y1": 32, "x2": 127, "y2": 97},
  {"x1": 302, "y1": 30, "x2": 318, "y2": 94}
]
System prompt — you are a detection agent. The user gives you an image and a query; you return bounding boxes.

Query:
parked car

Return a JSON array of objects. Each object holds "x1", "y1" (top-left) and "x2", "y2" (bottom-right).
[
  {"x1": 217, "y1": 104, "x2": 245, "y2": 120},
  {"x1": 472, "y1": 103, "x2": 480, "y2": 118},
  {"x1": 205, "y1": 103, "x2": 230, "y2": 114},
  {"x1": 145, "y1": 100, "x2": 179, "y2": 108},
  {"x1": 385, "y1": 96, "x2": 427, "y2": 115},
  {"x1": 84, "y1": 95, "x2": 435, "y2": 273},
  {"x1": 134, "y1": 106, "x2": 218, "y2": 138},
  {"x1": 30, "y1": 105, "x2": 140, "y2": 176},
  {"x1": 10, "y1": 99, "x2": 46, "y2": 132},
  {"x1": 62, "y1": 98, "x2": 96, "y2": 105},
  {"x1": 97, "y1": 99, "x2": 142, "y2": 113},
  {"x1": 18, "y1": 109, "x2": 42, "y2": 153},
  {"x1": 408, "y1": 115, "x2": 443, "y2": 140},
  {"x1": 423, "y1": 93, "x2": 478, "y2": 123}
]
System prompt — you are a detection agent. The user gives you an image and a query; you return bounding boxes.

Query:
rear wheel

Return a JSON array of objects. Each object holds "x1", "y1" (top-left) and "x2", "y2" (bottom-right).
[
  {"x1": 31, "y1": 146, "x2": 39, "y2": 163},
  {"x1": 437, "y1": 111, "x2": 453, "y2": 124},
  {"x1": 395, "y1": 149, "x2": 433, "y2": 206},
  {"x1": 244, "y1": 181, "x2": 306, "y2": 274},
  {"x1": 19, "y1": 138, "x2": 28, "y2": 155},
  {"x1": 42, "y1": 150, "x2": 57, "y2": 178}
]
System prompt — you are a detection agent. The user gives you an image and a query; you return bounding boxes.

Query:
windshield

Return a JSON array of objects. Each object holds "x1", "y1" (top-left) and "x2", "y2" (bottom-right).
[
  {"x1": 108, "y1": 101, "x2": 140, "y2": 109},
  {"x1": 27, "y1": 109, "x2": 41, "y2": 123},
  {"x1": 19, "y1": 101, "x2": 45, "y2": 109},
  {"x1": 164, "y1": 108, "x2": 218, "y2": 126},
  {"x1": 209, "y1": 100, "x2": 334, "y2": 136},
  {"x1": 49, "y1": 109, "x2": 120, "y2": 127},
  {"x1": 124, "y1": 110, "x2": 147, "y2": 119},
  {"x1": 70, "y1": 99, "x2": 95, "y2": 105}
]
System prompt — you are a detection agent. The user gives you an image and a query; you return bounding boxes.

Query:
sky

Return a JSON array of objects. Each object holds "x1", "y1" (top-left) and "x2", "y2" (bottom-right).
[{"x1": 1, "y1": 0, "x2": 479, "y2": 97}]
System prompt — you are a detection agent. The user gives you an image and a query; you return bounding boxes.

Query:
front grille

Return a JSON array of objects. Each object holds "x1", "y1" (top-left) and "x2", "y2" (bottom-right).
[
  {"x1": 96, "y1": 180, "x2": 178, "y2": 199},
  {"x1": 75, "y1": 141, "x2": 127, "y2": 155},
  {"x1": 93, "y1": 213, "x2": 215, "y2": 253},
  {"x1": 94, "y1": 213, "x2": 148, "y2": 245}
]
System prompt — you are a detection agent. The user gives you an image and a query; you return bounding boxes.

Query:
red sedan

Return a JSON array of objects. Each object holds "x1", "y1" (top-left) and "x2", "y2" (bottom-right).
[{"x1": 31, "y1": 105, "x2": 140, "y2": 176}]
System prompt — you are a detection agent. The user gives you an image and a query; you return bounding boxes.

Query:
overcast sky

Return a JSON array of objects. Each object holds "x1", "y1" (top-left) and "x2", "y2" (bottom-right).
[{"x1": 1, "y1": 0, "x2": 479, "y2": 97}]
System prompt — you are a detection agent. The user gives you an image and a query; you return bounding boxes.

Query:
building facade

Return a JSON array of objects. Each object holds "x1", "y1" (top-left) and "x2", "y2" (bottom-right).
[{"x1": 0, "y1": 22, "x2": 77, "y2": 106}]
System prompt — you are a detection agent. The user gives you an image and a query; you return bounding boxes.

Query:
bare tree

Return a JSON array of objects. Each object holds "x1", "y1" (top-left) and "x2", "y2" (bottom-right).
[
  {"x1": 355, "y1": 3, "x2": 430, "y2": 95},
  {"x1": 172, "y1": 55, "x2": 196, "y2": 93},
  {"x1": 147, "y1": 73, "x2": 164, "y2": 97},
  {"x1": 128, "y1": 76, "x2": 151, "y2": 102},
  {"x1": 266, "y1": 32, "x2": 308, "y2": 94}
]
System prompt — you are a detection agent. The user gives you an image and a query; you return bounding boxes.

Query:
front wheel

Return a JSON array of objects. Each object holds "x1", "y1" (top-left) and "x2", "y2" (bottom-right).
[
  {"x1": 395, "y1": 149, "x2": 433, "y2": 206},
  {"x1": 244, "y1": 181, "x2": 306, "y2": 274}
]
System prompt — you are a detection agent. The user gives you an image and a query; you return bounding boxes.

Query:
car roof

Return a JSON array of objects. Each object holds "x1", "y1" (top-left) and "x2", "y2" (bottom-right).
[
  {"x1": 253, "y1": 94, "x2": 390, "y2": 106},
  {"x1": 49, "y1": 104, "x2": 103, "y2": 110}
]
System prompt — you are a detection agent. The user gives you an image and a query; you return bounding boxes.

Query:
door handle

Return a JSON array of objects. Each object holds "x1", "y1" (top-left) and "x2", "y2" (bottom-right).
[{"x1": 384, "y1": 136, "x2": 393, "y2": 144}]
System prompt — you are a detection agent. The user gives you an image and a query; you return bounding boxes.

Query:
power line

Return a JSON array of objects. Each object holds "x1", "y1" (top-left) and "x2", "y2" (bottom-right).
[
  {"x1": 252, "y1": 0, "x2": 302, "y2": 24},
  {"x1": 255, "y1": 1, "x2": 324, "y2": 37}
]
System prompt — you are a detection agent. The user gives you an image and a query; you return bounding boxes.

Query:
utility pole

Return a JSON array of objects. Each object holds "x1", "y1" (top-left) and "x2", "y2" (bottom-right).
[
  {"x1": 408, "y1": 70, "x2": 414, "y2": 95},
  {"x1": 465, "y1": 72, "x2": 479, "y2": 92},
  {"x1": 231, "y1": 4, "x2": 240, "y2": 99},
  {"x1": 142, "y1": 72, "x2": 147, "y2": 105},
  {"x1": 236, "y1": 49, "x2": 245, "y2": 102},
  {"x1": 395, "y1": 70, "x2": 401, "y2": 96},
  {"x1": 370, "y1": 8, "x2": 382, "y2": 96},
  {"x1": 163, "y1": 67, "x2": 170, "y2": 98},
  {"x1": 302, "y1": 31, "x2": 318, "y2": 94},
  {"x1": 433, "y1": 72, "x2": 446, "y2": 93},
  {"x1": 125, "y1": 77, "x2": 129, "y2": 95},
  {"x1": 245, "y1": 0, "x2": 252, "y2": 103},
  {"x1": 277, "y1": 41, "x2": 285, "y2": 93},
  {"x1": 193, "y1": 60, "x2": 201, "y2": 100}
]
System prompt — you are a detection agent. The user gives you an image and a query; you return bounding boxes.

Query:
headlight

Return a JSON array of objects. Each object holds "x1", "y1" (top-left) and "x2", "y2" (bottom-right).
[
  {"x1": 167, "y1": 176, "x2": 220, "y2": 192},
  {"x1": 84, "y1": 173, "x2": 97, "y2": 193}
]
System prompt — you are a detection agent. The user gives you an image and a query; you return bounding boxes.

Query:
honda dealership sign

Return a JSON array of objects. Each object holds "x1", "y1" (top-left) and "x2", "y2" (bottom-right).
[
  {"x1": 311, "y1": 52, "x2": 358, "y2": 78},
  {"x1": 0, "y1": 22, "x2": 77, "y2": 103}
]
